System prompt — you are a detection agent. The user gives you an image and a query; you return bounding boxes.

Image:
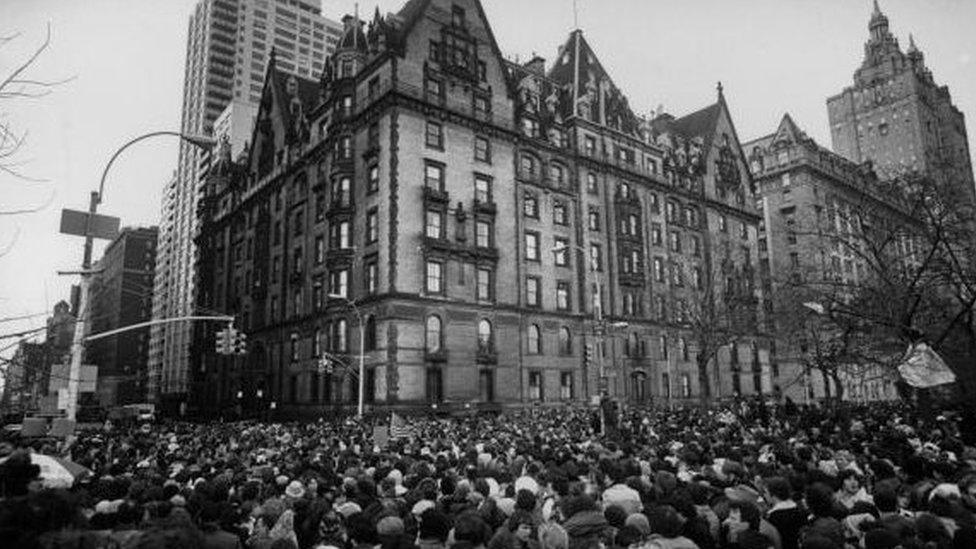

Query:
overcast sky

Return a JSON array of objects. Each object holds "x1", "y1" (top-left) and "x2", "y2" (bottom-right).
[{"x1": 2, "y1": 0, "x2": 974, "y2": 354}]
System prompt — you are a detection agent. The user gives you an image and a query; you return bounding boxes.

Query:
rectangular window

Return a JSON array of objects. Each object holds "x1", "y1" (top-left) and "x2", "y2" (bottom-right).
[
  {"x1": 426, "y1": 261, "x2": 443, "y2": 294},
  {"x1": 584, "y1": 135, "x2": 596, "y2": 156},
  {"x1": 365, "y1": 260, "x2": 378, "y2": 294},
  {"x1": 522, "y1": 191, "x2": 539, "y2": 219},
  {"x1": 329, "y1": 268, "x2": 348, "y2": 298},
  {"x1": 476, "y1": 268, "x2": 492, "y2": 301},
  {"x1": 314, "y1": 235, "x2": 325, "y2": 264},
  {"x1": 525, "y1": 232, "x2": 540, "y2": 261},
  {"x1": 669, "y1": 231, "x2": 682, "y2": 253},
  {"x1": 650, "y1": 193, "x2": 660, "y2": 213},
  {"x1": 475, "y1": 174, "x2": 492, "y2": 203},
  {"x1": 653, "y1": 257, "x2": 665, "y2": 282},
  {"x1": 475, "y1": 220, "x2": 493, "y2": 248},
  {"x1": 425, "y1": 162, "x2": 444, "y2": 190},
  {"x1": 529, "y1": 371, "x2": 543, "y2": 401},
  {"x1": 473, "y1": 95, "x2": 490, "y2": 118},
  {"x1": 366, "y1": 209, "x2": 379, "y2": 244},
  {"x1": 589, "y1": 244, "x2": 602, "y2": 271},
  {"x1": 740, "y1": 221, "x2": 749, "y2": 240},
  {"x1": 556, "y1": 281, "x2": 570, "y2": 310},
  {"x1": 691, "y1": 235, "x2": 701, "y2": 257},
  {"x1": 367, "y1": 164, "x2": 379, "y2": 193},
  {"x1": 651, "y1": 223, "x2": 662, "y2": 246},
  {"x1": 526, "y1": 276, "x2": 540, "y2": 307},
  {"x1": 554, "y1": 237, "x2": 569, "y2": 266},
  {"x1": 560, "y1": 372, "x2": 574, "y2": 400},
  {"x1": 588, "y1": 207, "x2": 600, "y2": 231},
  {"x1": 425, "y1": 121, "x2": 443, "y2": 149},
  {"x1": 425, "y1": 209, "x2": 444, "y2": 239},
  {"x1": 553, "y1": 201, "x2": 568, "y2": 225},
  {"x1": 425, "y1": 77, "x2": 443, "y2": 98},
  {"x1": 474, "y1": 136, "x2": 491, "y2": 162},
  {"x1": 719, "y1": 215, "x2": 728, "y2": 232}
]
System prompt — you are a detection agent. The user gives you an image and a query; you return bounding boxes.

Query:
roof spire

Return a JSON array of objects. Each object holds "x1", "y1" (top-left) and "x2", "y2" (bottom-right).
[
  {"x1": 716, "y1": 81, "x2": 724, "y2": 101},
  {"x1": 873, "y1": 0, "x2": 881, "y2": 16},
  {"x1": 908, "y1": 33, "x2": 917, "y2": 50},
  {"x1": 573, "y1": 0, "x2": 580, "y2": 30}
]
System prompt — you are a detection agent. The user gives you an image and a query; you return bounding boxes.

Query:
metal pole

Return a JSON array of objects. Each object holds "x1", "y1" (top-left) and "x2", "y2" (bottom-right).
[{"x1": 63, "y1": 132, "x2": 215, "y2": 421}]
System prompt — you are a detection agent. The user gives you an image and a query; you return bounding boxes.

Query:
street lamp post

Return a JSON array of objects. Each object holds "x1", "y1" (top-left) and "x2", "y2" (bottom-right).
[
  {"x1": 328, "y1": 293, "x2": 365, "y2": 418},
  {"x1": 64, "y1": 131, "x2": 215, "y2": 421},
  {"x1": 553, "y1": 243, "x2": 605, "y2": 397}
]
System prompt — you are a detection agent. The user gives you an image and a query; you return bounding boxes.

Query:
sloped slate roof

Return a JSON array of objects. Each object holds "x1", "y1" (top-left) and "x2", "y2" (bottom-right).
[{"x1": 268, "y1": 65, "x2": 320, "y2": 141}]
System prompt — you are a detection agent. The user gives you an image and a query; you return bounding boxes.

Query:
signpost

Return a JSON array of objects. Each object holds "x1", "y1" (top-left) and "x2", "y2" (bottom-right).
[{"x1": 59, "y1": 209, "x2": 120, "y2": 241}]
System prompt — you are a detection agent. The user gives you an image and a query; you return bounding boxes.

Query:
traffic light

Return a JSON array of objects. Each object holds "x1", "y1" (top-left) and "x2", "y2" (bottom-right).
[
  {"x1": 215, "y1": 328, "x2": 231, "y2": 354},
  {"x1": 584, "y1": 343, "x2": 594, "y2": 367},
  {"x1": 233, "y1": 330, "x2": 248, "y2": 355}
]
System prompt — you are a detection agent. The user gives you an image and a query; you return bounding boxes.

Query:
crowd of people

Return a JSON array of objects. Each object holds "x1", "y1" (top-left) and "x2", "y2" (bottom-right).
[{"x1": 1, "y1": 399, "x2": 975, "y2": 549}]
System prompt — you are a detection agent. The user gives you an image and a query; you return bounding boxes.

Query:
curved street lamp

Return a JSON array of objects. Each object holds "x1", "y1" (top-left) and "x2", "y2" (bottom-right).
[
  {"x1": 65, "y1": 131, "x2": 216, "y2": 421},
  {"x1": 328, "y1": 293, "x2": 366, "y2": 418}
]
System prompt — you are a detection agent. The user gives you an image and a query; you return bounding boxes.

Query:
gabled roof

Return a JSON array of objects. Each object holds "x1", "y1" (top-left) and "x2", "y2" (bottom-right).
[
  {"x1": 390, "y1": 0, "x2": 510, "y2": 80},
  {"x1": 546, "y1": 30, "x2": 640, "y2": 135},
  {"x1": 267, "y1": 60, "x2": 320, "y2": 142},
  {"x1": 243, "y1": 52, "x2": 320, "y2": 179},
  {"x1": 671, "y1": 103, "x2": 721, "y2": 142},
  {"x1": 771, "y1": 113, "x2": 807, "y2": 145}
]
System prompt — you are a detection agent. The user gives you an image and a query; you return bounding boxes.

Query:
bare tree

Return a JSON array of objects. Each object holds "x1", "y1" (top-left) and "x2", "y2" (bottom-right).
[
  {"x1": 0, "y1": 23, "x2": 72, "y2": 199},
  {"x1": 685, "y1": 251, "x2": 760, "y2": 404},
  {"x1": 780, "y1": 167, "x2": 976, "y2": 401}
]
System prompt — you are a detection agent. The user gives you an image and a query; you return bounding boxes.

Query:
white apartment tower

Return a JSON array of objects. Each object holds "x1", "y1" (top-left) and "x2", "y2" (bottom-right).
[{"x1": 149, "y1": 0, "x2": 340, "y2": 407}]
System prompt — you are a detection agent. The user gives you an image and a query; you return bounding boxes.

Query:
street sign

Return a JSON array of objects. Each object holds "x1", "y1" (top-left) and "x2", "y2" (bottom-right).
[{"x1": 59, "y1": 208, "x2": 120, "y2": 240}]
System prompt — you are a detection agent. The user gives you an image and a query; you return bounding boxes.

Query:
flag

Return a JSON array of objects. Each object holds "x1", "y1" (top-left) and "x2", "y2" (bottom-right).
[
  {"x1": 390, "y1": 412, "x2": 415, "y2": 439},
  {"x1": 898, "y1": 343, "x2": 956, "y2": 388}
]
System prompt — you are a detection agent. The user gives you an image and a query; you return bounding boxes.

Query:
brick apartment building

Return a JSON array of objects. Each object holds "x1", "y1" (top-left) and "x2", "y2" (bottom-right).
[{"x1": 190, "y1": 0, "x2": 770, "y2": 418}]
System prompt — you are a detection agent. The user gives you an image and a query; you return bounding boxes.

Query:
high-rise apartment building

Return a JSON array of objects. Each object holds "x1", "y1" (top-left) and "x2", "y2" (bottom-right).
[
  {"x1": 746, "y1": 115, "x2": 910, "y2": 402},
  {"x1": 827, "y1": 1, "x2": 974, "y2": 200},
  {"x1": 88, "y1": 227, "x2": 159, "y2": 406},
  {"x1": 149, "y1": 0, "x2": 341, "y2": 410},
  {"x1": 189, "y1": 0, "x2": 769, "y2": 418}
]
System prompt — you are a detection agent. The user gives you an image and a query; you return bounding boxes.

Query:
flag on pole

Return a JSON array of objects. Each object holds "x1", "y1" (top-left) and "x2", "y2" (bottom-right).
[{"x1": 898, "y1": 342, "x2": 956, "y2": 388}]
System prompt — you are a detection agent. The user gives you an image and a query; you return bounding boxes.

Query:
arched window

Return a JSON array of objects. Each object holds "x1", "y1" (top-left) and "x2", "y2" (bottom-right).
[
  {"x1": 680, "y1": 337, "x2": 689, "y2": 361},
  {"x1": 559, "y1": 326, "x2": 572, "y2": 355},
  {"x1": 629, "y1": 214, "x2": 639, "y2": 235},
  {"x1": 478, "y1": 319, "x2": 493, "y2": 352},
  {"x1": 527, "y1": 324, "x2": 541, "y2": 354},
  {"x1": 629, "y1": 333, "x2": 639, "y2": 357},
  {"x1": 364, "y1": 315, "x2": 377, "y2": 351},
  {"x1": 426, "y1": 315, "x2": 442, "y2": 352},
  {"x1": 681, "y1": 374, "x2": 691, "y2": 397}
]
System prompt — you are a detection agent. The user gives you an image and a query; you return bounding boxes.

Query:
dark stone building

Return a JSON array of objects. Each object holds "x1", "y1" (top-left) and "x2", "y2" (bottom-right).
[
  {"x1": 192, "y1": 0, "x2": 767, "y2": 418},
  {"x1": 88, "y1": 227, "x2": 159, "y2": 406},
  {"x1": 827, "y1": 1, "x2": 974, "y2": 201}
]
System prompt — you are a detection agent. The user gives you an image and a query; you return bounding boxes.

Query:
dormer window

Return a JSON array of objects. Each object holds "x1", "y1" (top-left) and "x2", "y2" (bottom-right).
[{"x1": 341, "y1": 59, "x2": 354, "y2": 77}]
